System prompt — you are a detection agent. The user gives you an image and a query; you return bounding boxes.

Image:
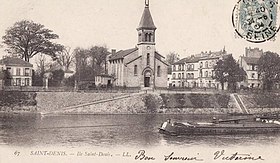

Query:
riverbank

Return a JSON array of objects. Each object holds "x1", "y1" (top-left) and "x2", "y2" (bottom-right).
[
  {"x1": 2, "y1": 91, "x2": 280, "y2": 115},
  {"x1": 0, "y1": 91, "x2": 37, "y2": 113},
  {"x1": 39, "y1": 92, "x2": 241, "y2": 115}
]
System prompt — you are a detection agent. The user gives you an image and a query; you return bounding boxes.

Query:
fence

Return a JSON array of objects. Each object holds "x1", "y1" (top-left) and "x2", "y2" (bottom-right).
[{"x1": 3, "y1": 86, "x2": 141, "y2": 93}]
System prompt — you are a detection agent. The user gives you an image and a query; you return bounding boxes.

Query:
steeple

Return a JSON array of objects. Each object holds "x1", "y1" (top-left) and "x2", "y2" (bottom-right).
[
  {"x1": 137, "y1": 0, "x2": 156, "y2": 30},
  {"x1": 137, "y1": 0, "x2": 156, "y2": 45}
]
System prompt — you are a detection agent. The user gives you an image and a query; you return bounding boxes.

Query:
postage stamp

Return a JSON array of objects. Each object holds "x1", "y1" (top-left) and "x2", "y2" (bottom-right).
[{"x1": 232, "y1": 0, "x2": 280, "y2": 43}]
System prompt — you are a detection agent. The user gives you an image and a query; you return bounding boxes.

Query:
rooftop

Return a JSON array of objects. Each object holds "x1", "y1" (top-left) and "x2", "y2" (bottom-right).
[
  {"x1": 0, "y1": 57, "x2": 33, "y2": 67},
  {"x1": 242, "y1": 57, "x2": 260, "y2": 65},
  {"x1": 137, "y1": 3, "x2": 156, "y2": 30},
  {"x1": 109, "y1": 47, "x2": 138, "y2": 60}
]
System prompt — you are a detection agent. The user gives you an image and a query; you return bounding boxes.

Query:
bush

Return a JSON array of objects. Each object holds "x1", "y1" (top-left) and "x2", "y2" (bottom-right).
[
  {"x1": 0, "y1": 91, "x2": 37, "y2": 107},
  {"x1": 143, "y1": 94, "x2": 159, "y2": 113},
  {"x1": 214, "y1": 94, "x2": 230, "y2": 108}
]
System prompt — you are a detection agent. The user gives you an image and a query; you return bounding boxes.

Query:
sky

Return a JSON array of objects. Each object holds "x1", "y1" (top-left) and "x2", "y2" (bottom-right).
[{"x1": 0, "y1": 0, "x2": 279, "y2": 61}]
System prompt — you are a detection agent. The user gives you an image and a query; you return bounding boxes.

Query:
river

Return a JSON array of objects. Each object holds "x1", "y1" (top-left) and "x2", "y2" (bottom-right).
[{"x1": 0, "y1": 114, "x2": 280, "y2": 149}]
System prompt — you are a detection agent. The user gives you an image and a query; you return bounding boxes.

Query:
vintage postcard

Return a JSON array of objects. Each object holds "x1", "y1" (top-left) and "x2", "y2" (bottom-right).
[{"x1": 0, "y1": 0, "x2": 280, "y2": 162}]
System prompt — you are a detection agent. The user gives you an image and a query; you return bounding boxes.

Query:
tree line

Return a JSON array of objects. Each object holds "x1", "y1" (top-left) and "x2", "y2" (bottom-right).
[
  {"x1": 0, "y1": 20, "x2": 110, "y2": 87},
  {"x1": 1, "y1": 19, "x2": 279, "y2": 91}
]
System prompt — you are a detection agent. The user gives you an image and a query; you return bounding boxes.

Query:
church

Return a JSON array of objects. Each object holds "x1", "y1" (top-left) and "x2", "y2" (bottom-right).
[{"x1": 108, "y1": 0, "x2": 168, "y2": 89}]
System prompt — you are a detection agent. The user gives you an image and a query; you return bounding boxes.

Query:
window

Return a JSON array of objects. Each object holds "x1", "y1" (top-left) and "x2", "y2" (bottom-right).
[
  {"x1": 7, "y1": 67, "x2": 12, "y2": 75},
  {"x1": 182, "y1": 73, "x2": 184, "y2": 79},
  {"x1": 16, "y1": 68, "x2": 21, "y2": 76},
  {"x1": 138, "y1": 33, "x2": 142, "y2": 42},
  {"x1": 134, "y1": 65, "x2": 138, "y2": 76},
  {"x1": 205, "y1": 61, "x2": 208, "y2": 68},
  {"x1": 191, "y1": 73, "x2": 194, "y2": 78},
  {"x1": 24, "y1": 68, "x2": 30, "y2": 76},
  {"x1": 190, "y1": 64, "x2": 194, "y2": 70},
  {"x1": 182, "y1": 65, "x2": 185, "y2": 70},
  {"x1": 205, "y1": 71, "x2": 208, "y2": 77},
  {"x1": 252, "y1": 65, "x2": 255, "y2": 71},
  {"x1": 157, "y1": 66, "x2": 161, "y2": 77},
  {"x1": 200, "y1": 62, "x2": 203, "y2": 68},
  {"x1": 178, "y1": 65, "x2": 181, "y2": 71},
  {"x1": 145, "y1": 33, "x2": 148, "y2": 42},
  {"x1": 173, "y1": 65, "x2": 176, "y2": 71},
  {"x1": 252, "y1": 73, "x2": 255, "y2": 79},
  {"x1": 178, "y1": 73, "x2": 181, "y2": 79},
  {"x1": 16, "y1": 78, "x2": 21, "y2": 86},
  {"x1": 25, "y1": 78, "x2": 30, "y2": 86},
  {"x1": 172, "y1": 73, "x2": 176, "y2": 79},
  {"x1": 147, "y1": 53, "x2": 150, "y2": 65},
  {"x1": 149, "y1": 33, "x2": 152, "y2": 42},
  {"x1": 199, "y1": 70, "x2": 203, "y2": 77}
]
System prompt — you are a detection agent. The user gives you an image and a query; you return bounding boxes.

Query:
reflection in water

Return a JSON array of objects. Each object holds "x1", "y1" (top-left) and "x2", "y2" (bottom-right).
[{"x1": 0, "y1": 114, "x2": 280, "y2": 148}]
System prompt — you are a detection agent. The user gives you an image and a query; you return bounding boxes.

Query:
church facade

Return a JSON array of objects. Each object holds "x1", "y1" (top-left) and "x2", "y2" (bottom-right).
[{"x1": 108, "y1": 1, "x2": 168, "y2": 89}]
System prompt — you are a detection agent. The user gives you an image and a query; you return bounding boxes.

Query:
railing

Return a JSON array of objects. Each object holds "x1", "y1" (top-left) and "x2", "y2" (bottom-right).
[{"x1": 3, "y1": 86, "x2": 141, "y2": 93}]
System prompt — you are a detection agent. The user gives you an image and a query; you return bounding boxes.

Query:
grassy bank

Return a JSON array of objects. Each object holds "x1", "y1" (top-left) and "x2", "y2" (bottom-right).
[{"x1": 0, "y1": 91, "x2": 37, "y2": 112}]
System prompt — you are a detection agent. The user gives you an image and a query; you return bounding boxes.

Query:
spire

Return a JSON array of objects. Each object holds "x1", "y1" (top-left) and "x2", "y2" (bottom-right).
[{"x1": 137, "y1": 0, "x2": 156, "y2": 30}]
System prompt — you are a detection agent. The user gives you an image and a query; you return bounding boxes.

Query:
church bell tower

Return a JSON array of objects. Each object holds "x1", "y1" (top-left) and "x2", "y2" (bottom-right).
[{"x1": 137, "y1": 0, "x2": 157, "y2": 89}]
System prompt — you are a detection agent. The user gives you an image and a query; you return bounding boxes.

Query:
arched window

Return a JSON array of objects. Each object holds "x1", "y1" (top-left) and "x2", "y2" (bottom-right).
[
  {"x1": 157, "y1": 66, "x2": 161, "y2": 77},
  {"x1": 149, "y1": 33, "x2": 152, "y2": 42},
  {"x1": 134, "y1": 65, "x2": 138, "y2": 75},
  {"x1": 147, "y1": 53, "x2": 150, "y2": 65},
  {"x1": 145, "y1": 33, "x2": 149, "y2": 42}
]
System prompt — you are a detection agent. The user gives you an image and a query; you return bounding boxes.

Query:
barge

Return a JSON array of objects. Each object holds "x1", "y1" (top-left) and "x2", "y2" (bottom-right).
[{"x1": 159, "y1": 117, "x2": 280, "y2": 136}]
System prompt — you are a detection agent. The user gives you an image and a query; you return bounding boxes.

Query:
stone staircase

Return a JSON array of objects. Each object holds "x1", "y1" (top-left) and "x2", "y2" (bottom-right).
[{"x1": 232, "y1": 94, "x2": 249, "y2": 114}]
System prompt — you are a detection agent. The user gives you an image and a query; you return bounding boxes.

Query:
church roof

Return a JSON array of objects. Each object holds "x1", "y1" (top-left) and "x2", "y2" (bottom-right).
[
  {"x1": 109, "y1": 47, "x2": 138, "y2": 60},
  {"x1": 138, "y1": 6, "x2": 156, "y2": 30}
]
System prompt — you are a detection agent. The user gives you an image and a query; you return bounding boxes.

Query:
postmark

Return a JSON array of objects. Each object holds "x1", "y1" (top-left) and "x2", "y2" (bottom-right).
[{"x1": 232, "y1": 0, "x2": 280, "y2": 43}]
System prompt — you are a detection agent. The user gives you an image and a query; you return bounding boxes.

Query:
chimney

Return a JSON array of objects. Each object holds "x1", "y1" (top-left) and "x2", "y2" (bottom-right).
[{"x1": 112, "y1": 49, "x2": 116, "y2": 56}]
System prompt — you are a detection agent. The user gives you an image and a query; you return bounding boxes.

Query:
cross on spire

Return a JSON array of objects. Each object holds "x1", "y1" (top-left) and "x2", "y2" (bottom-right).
[{"x1": 145, "y1": 0, "x2": 149, "y2": 7}]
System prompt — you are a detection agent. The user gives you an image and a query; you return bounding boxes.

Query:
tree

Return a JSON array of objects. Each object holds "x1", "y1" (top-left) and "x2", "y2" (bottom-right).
[
  {"x1": 258, "y1": 51, "x2": 280, "y2": 91},
  {"x1": 74, "y1": 47, "x2": 93, "y2": 81},
  {"x1": 213, "y1": 55, "x2": 246, "y2": 91},
  {"x1": 48, "y1": 69, "x2": 65, "y2": 87},
  {"x1": 74, "y1": 46, "x2": 109, "y2": 82},
  {"x1": 88, "y1": 46, "x2": 110, "y2": 75},
  {"x1": 166, "y1": 52, "x2": 180, "y2": 74},
  {"x1": 2, "y1": 20, "x2": 63, "y2": 62},
  {"x1": 55, "y1": 46, "x2": 75, "y2": 71},
  {"x1": 0, "y1": 70, "x2": 12, "y2": 86}
]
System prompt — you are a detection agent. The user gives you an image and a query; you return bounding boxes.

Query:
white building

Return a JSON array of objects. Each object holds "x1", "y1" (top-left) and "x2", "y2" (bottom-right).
[
  {"x1": 0, "y1": 57, "x2": 33, "y2": 86},
  {"x1": 239, "y1": 47, "x2": 263, "y2": 88},
  {"x1": 171, "y1": 49, "x2": 229, "y2": 89}
]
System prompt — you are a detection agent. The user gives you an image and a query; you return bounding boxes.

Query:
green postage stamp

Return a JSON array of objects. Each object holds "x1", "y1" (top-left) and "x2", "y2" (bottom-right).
[{"x1": 232, "y1": 0, "x2": 280, "y2": 43}]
